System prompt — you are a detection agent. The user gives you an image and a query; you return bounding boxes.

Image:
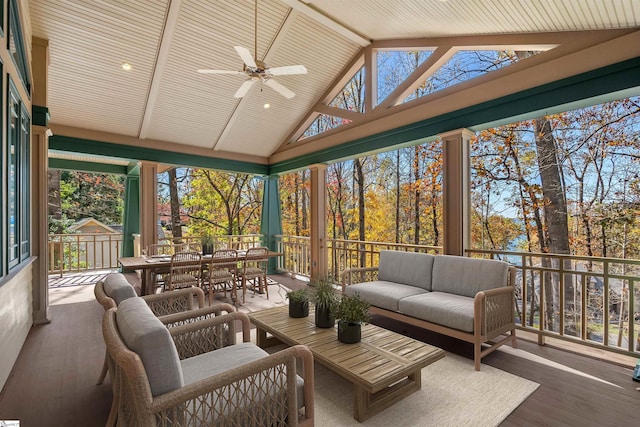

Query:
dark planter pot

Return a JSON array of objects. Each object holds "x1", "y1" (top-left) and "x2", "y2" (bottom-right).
[
  {"x1": 315, "y1": 303, "x2": 335, "y2": 328},
  {"x1": 338, "y1": 321, "x2": 361, "y2": 344},
  {"x1": 289, "y1": 300, "x2": 309, "y2": 318},
  {"x1": 202, "y1": 243, "x2": 214, "y2": 255}
]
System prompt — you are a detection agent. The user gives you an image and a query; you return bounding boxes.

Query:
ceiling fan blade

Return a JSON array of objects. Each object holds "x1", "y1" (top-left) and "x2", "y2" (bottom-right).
[
  {"x1": 264, "y1": 79, "x2": 295, "y2": 99},
  {"x1": 234, "y1": 45, "x2": 257, "y2": 68},
  {"x1": 197, "y1": 69, "x2": 244, "y2": 75},
  {"x1": 267, "y1": 65, "x2": 308, "y2": 76},
  {"x1": 234, "y1": 79, "x2": 256, "y2": 98}
]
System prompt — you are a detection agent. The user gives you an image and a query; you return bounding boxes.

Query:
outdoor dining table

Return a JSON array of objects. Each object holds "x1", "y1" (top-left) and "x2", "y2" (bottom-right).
[{"x1": 117, "y1": 249, "x2": 282, "y2": 296}]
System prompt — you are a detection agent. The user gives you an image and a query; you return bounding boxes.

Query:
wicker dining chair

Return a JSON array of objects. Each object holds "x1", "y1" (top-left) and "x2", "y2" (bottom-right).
[
  {"x1": 145, "y1": 243, "x2": 186, "y2": 291},
  {"x1": 206, "y1": 249, "x2": 239, "y2": 305},
  {"x1": 166, "y1": 251, "x2": 202, "y2": 291},
  {"x1": 238, "y1": 246, "x2": 270, "y2": 303}
]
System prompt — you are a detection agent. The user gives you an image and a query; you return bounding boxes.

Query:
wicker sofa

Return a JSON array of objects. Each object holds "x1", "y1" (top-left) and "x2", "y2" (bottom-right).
[
  {"x1": 342, "y1": 251, "x2": 517, "y2": 370},
  {"x1": 103, "y1": 296, "x2": 315, "y2": 426}
]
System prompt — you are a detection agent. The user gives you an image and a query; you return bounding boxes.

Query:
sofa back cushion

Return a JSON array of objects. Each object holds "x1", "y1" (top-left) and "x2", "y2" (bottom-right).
[
  {"x1": 116, "y1": 297, "x2": 184, "y2": 396},
  {"x1": 378, "y1": 250, "x2": 435, "y2": 290},
  {"x1": 103, "y1": 273, "x2": 137, "y2": 305},
  {"x1": 432, "y1": 255, "x2": 509, "y2": 298}
]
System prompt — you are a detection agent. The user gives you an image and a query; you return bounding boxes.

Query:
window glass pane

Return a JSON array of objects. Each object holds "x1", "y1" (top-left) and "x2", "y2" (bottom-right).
[
  {"x1": 8, "y1": 90, "x2": 19, "y2": 265},
  {"x1": 20, "y1": 108, "x2": 30, "y2": 259}
]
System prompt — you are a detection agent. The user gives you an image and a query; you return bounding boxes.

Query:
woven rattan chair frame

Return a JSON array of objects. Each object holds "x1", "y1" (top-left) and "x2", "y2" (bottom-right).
[
  {"x1": 205, "y1": 249, "x2": 238, "y2": 305},
  {"x1": 166, "y1": 251, "x2": 202, "y2": 291},
  {"x1": 95, "y1": 280, "x2": 234, "y2": 426},
  {"x1": 102, "y1": 309, "x2": 315, "y2": 426},
  {"x1": 238, "y1": 247, "x2": 270, "y2": 304}
]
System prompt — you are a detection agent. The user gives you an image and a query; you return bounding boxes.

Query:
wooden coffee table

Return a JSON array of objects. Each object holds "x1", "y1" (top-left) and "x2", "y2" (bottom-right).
[{"x1": 249, "y1": 306, "x2": 445, "y2": 422}]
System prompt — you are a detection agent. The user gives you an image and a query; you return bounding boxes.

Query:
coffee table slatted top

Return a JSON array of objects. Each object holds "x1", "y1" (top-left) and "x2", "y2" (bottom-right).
[{"x1": 249, "y1": 306, "x2": 445, "y2": 393}]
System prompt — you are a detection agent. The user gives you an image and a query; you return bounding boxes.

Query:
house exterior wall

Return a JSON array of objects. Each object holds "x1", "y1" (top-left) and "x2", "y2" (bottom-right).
[{"x1": 0, "y1": 263, "x2": 34, "y2": 390}]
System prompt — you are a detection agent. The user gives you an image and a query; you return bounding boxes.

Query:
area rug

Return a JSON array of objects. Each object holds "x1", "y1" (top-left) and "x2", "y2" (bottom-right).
[
  {"x1": 241, "y1": 326, "x2": 538, "y2": 427},
  {"x1": 312, "y1": 351, "x2": 538, "y2": 426}
]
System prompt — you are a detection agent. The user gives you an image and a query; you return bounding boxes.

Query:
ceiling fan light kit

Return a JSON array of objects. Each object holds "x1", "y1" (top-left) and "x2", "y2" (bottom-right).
[{"x1": 197, "y1": 0, "x2": 307, "y2": 99}]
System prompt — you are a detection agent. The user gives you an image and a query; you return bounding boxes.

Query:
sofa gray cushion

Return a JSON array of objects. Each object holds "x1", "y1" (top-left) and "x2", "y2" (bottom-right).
[
  {"x1": 431, "y1": 255, "x2": 509, "y2": 298},
  {"x1": 345, "y1": 281, "x2": 427, "y2": 312},
  {"x1": 116, "y1": 297, "x2": 183, "y2": 396},
  {"x1": 399, "y1": 292, "x2": 475, "y2": 332},
  {"x1": 378, "y1": 250, "x2": 435, "y2": 290},
  {"x1": 103, "y1": 273, "x2": 137, "y2": 304}
]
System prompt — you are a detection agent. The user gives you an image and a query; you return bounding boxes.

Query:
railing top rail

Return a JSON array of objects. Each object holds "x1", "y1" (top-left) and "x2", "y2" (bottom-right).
[
  {"x1": 467, "y1": 248, "x2": 640, "y2": 266},
  {"x1": 326, "y1": 238, "x2": 441, "y2": 249}
]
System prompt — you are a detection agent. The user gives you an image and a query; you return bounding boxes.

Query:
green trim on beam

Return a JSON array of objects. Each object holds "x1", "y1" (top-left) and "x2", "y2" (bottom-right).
[
  {"x1": 269, "y1": 56, "x2": 640, "y2": 175},
  {"x1": 49, "y1": 135, "x2": 269, "y2": 175},
  {"x1": 49, "y1": 158, "x2": 129, "y2": 175},
  {"x1": 32, "y1": 105, "x2": 49, "y2": 126}
]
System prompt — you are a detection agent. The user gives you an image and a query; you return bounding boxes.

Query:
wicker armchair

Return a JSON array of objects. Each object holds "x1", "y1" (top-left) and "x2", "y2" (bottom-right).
[
  {"x1": 95, "y1": 273, "x2": 235, "y2": 426},
  {"x1": 103, "y1": 299, "x2": 314, "y2": 426}
]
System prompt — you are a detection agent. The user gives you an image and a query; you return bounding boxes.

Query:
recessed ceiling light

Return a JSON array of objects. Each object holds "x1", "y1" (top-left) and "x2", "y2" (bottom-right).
[
  {"x1": 121, "y1": 62, "x2": 132, "y2": 71},
  {"x1": 264, "y1": 103, "x2": 271, "y2": 109}
]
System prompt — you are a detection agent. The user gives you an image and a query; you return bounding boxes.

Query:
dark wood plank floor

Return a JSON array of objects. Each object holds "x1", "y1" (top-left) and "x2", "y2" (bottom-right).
[{"x1": 0, "y1": 274, "x2": 638, "y2": 426}]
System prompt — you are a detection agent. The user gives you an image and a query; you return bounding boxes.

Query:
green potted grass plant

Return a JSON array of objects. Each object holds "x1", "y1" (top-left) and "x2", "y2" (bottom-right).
[
  {"x1": 310, "y1": 279, "x2": 339, "y2": 328},
  {"x1": 286, "y1": 288, "x2": 310, "y2": 318},
  {"x1": 335, "y1": 293, "x2": 371, "y2": 344}
]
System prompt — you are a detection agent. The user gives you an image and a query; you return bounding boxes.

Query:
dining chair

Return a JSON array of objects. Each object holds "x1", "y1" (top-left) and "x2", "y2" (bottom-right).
[
  {"x1": 166, "y1": 251, "x2": 202, "y2": 291},
  {"x1": 238, "y1": 246, "x2": 269, "y2": 303},
  {"x1": 145, "y1": 244, "x2": 173, "y2": 291},
  {"x1": 206, "y1": 249, "x2": 238, "y2": 305}
]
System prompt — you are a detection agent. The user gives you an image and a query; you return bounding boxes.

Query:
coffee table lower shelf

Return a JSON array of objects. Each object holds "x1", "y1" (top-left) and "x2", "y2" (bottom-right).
[{"x1": 249, "y1": 306, "x2": 445, "y2": 422}]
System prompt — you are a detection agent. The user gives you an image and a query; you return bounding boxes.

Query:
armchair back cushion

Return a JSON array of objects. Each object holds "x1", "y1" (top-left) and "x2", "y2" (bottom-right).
[
  {"x1": 116, "y1": 297, "x2": 184, "y2": 396},
  {"x1": 378, "y1": 250, "x2": 435, "y2": 290},
  {"x1": 431, "y1": 255, "x2": 509, "y2": 298},
  {"x1": 102, "y1": 273, "x2": 137, "y2": 304}
]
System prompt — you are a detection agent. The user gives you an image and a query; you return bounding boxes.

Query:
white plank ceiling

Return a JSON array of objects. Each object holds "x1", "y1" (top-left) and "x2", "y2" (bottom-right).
[{"x1": 29, "y1": 0, "x2": 640, "y2": 162}]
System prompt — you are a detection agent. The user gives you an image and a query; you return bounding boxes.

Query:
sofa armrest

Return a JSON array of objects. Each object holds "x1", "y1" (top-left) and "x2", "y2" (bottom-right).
[
  {"x1": 151, "y1": 344, "x2": 314, "y2": 426},
  {"x1": 341, "y1": 267, "x2": 379, "y2": 291},
  {"x1": 142, "y1": 287, "x2": 206, "y2": 316},
  {"x1": 159, "y1": 303, "x2": 236, "y2": 329},
  {"x1": 473, "y1": 286, "x2": 516, "y2": 340},
  {"x1": 169, "y1": 312, "x2": 251, "y2": 359}
]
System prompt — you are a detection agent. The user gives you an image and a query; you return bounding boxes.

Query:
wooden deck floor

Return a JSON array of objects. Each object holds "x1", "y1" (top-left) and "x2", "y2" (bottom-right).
[{"x1": 0, "y1": 273, "x2": 638, "y2": 426}]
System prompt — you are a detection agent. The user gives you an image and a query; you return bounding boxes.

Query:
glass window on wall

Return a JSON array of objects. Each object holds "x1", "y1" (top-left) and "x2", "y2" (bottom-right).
[
  {"x1": 6, "y1": 77, "x2": 30, "y2": 271},
  {"x1": 7, "y1": 85, "x2": 19, "y2": 268},
  {"x1": 20, "y1": 104, "x2": 30, "y2": 259}
]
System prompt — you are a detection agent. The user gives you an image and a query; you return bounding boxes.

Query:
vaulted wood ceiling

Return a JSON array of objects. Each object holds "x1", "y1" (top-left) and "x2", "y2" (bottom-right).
[{"x1": 29, "y1": 0, "x2": 640, "y2": 170}]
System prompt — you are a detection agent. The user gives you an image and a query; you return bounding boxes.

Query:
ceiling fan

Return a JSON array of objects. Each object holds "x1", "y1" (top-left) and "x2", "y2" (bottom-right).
[{"x1": 197, "y1": 0, "x2": 307, "y2": 99}]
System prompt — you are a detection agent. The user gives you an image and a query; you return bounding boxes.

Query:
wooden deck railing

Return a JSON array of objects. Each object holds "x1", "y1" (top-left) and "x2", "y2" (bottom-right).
[
  {"x1": 158, "y1": 234, "x2": 264, "y2": 251},
  {"x1": 48, "y1": 233, "x2": 123, "y2": 277},
  {"x1": 467, "y1": 249, "x2": 640, "y2": 358}
]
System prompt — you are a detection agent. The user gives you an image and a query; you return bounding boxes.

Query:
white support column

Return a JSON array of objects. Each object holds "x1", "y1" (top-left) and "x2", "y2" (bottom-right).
[
  {"x1": 309, "y1": 164, "x2": 328, "y2": 280},
  {"x1": 139, "y1": 162, "x2": 158, "y2": 251},
  {"x1": 32, "y1": 127, "x2": 50, "y2": 324},
  {"x1": 31, "y1": 37, "x2": 50, "y2": 324},
  {"x1": 440, "y1": 129, "x2": 474, "y2": 256}
]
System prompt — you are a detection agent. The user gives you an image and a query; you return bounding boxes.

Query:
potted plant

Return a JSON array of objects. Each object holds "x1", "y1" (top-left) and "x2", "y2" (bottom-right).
[
  {"x1": 201, "y1": 235, "x2": 215, "y2": 255},
  {"x1": 310, "y1": 279, "x2": 338, "y2": 328},
  {"x1": 335, "y1": 293, "x2": 370, "y2": 344},
  {"x1": 286, "y1": 288, "x2": 309, "y2": 318}
]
